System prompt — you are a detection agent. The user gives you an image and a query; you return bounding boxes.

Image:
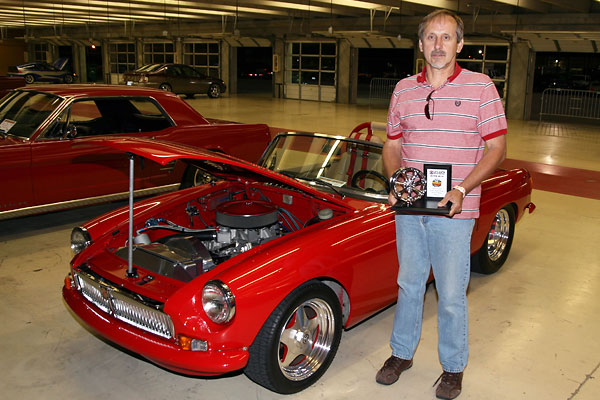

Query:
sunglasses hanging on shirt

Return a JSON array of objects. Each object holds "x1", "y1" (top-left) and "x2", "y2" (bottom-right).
[{"x1": 425, "y1": 91, "x2": 435, "y2": 120}]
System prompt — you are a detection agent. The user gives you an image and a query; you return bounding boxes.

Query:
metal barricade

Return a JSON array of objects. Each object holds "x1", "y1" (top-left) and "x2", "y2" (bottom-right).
[
  {"x1": 539, "y1": 88, "x2": 600, "y2": 122},
  {"x1": 369, "y1": 78, "x2": 398, "y2": 107}
]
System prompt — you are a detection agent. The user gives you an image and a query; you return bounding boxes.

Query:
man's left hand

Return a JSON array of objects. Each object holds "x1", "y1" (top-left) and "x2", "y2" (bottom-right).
[{"x1": 438, "y1": 189, "x2": 463, "y2": 217}]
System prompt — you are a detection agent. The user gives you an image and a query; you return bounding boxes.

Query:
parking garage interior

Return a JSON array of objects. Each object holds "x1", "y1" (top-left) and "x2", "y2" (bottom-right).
[{"x1": 1, "y1": 1, "x2": 599, "y2": 399}]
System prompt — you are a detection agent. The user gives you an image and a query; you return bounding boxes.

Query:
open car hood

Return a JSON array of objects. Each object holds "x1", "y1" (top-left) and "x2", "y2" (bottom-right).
[
  {"x1": 79, "y1": 137, "x2": 352, "y2": 210},
  {"x1": 52, "y1": 57, "x2": 69, "y2": 71}
]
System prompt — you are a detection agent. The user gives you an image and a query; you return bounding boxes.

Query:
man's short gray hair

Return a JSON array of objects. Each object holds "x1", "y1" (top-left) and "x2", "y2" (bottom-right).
[{"x1": 418, "y1": 9, "x2": 464, "y2": 42}]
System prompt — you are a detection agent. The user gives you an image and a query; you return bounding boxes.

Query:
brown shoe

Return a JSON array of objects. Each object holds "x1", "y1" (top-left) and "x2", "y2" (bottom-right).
[
  {"x1": 434, "y1": 371, "x2": 463, "y2": 399},
  {"x1": 375, "y1": 355, "x2": 413, "y2": 385}
]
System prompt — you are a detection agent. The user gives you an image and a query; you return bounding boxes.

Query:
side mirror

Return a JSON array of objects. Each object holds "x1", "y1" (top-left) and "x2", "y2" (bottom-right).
[{"x1": 63, "y1": 123, "x2": 78, "y2": 139}]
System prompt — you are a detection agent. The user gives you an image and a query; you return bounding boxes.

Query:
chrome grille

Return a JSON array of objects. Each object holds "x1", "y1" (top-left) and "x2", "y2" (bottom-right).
[
  {"x1": 75, "y1": 273, "x2": 111, "y2": 314},
  {"x1": 73, "y1": 270, "x2": 174, "y2": 339}
]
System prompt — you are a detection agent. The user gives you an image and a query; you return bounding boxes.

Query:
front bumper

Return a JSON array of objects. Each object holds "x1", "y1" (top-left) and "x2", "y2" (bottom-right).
[{"x1": 63, "y1": 285, "x2": 249, "y2": 375}]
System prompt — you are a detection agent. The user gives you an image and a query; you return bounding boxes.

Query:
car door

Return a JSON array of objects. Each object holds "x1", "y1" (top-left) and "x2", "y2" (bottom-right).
[
  {"x1": 0, "y1": 136, "x2": 34, "y2": 212},
  {"x1": 181, "y1": 65, "x2": 208, "y2": 94},
  {"x1": 164, "y1": 65, "x2": 185, "y2": 93},
  {"x1": 29, "y1": 97, "x2": 176, "y2": 206},
  {"x1": 0, "y1": 90, "x2": 62, "y2": 213}
]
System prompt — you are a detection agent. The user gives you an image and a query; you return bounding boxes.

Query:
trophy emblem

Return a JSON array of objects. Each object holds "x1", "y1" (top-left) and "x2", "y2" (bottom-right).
[
  {"x1": 390, "y1": 164, "x2": 452, "y2": 215},
  {"x1": 390, "y1": 167, "x2": 426, "y2": 206}
]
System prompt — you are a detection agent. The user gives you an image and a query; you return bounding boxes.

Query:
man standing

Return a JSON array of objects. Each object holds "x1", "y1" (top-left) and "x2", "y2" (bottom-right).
[{"x1": 376, "y1": 9, "x2": 507, "y2": 400}]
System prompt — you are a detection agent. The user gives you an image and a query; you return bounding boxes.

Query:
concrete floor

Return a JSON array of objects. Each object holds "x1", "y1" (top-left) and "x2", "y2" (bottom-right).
[{"x1": 1, "y1": 93, "x2": 599, "y2": 399}]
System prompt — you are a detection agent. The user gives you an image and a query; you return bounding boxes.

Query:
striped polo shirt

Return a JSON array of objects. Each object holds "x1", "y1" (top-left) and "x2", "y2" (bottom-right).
[{"x1": 387, "y1": 63, "x2": 507, "y2": 219}]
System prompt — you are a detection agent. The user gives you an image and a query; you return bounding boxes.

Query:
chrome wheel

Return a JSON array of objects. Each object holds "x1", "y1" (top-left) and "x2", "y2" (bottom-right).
[
  {"x1": 390, "y1": 167, "x2": 426, "y2": 205},
  {"x1": 24, "y1": 74, "x2": 35, "y2": 84},
  {"x1": 278, "y1": 298, "x2": 336, "y2": 381},
  {"x1": 245, "y1": 282, "x2": 342, "y2": 394},
  {"x1": 472, "y1": 205, "x2": 515, "y2": 275},
  {"x1": 487, "y1": 208, "x2": 511, "y2": 261}
]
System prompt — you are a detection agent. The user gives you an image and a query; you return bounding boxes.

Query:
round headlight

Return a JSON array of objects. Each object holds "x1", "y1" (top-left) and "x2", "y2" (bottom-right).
[
  {"x1": 202, "y1": 280, "x2": 236, "y2": 324},
  {"x1": 71, "y1": 227, "x2": 92, "y2": 255}
]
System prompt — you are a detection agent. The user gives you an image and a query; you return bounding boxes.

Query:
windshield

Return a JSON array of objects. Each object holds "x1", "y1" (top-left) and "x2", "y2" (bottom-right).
[
  {"x1": 0, "y1": 90, "x2": 63, "y2": 138},
  {"x1": 135, "y1": 64, "x2": 164, "y2": 73},
  {"x1": 260, "y1": 133, "x2": 388, "y2": 202}
]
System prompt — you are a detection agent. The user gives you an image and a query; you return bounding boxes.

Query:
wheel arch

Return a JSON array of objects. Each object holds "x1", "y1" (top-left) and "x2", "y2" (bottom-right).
[{"x1": 319, "y1": 278, "x2": 351, "y2": 326}]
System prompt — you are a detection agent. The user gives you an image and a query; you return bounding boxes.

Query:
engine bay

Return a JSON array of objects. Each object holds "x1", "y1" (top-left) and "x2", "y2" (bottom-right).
[{"x1": 114, "y1": 181, "x2": 345, "y2": 282}]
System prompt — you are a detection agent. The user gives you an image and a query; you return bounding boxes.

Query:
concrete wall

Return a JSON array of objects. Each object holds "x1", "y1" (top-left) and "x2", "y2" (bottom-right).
[{"x1": 0, "y1": 40, "x2": 26, "y2": 75}]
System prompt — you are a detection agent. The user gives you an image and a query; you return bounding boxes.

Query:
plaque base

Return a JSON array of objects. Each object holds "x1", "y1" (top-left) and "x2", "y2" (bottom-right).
[{"x1": 391, "y1": 198, "x2": 451, "y2": 215}]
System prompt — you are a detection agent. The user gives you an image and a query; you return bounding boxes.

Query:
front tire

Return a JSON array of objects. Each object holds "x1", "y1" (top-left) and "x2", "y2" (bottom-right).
[
  {"x1": 63, "y1": 74, "x2": 74, "y2": 84},
  {"x1": 245, "y1": 281, "x2": 342, "y2": 394},
  {"x1": 179, "y1": 166, "x2": 214, "y2": 189},
  {"x1": 471, "y1": 205, "x2": 515, "y2": 274}
]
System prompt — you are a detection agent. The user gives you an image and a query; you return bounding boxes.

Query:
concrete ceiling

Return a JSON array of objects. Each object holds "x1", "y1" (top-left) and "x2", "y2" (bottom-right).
[{"x1": 1, "y1": 0, "x2": 599, "y2": 52}]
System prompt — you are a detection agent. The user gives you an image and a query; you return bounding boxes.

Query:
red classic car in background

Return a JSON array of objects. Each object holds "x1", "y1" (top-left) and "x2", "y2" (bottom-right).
[
  {"x1": 63, "y1": 129, "x2": 535, "y2": 394},
  {"x1": 0, "y1": 85, "x2": 270, "y2": 220}
]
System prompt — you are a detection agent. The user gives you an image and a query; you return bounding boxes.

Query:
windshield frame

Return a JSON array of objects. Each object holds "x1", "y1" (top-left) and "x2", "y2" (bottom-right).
[
  {"x1": 0, "y1": 89, "x2": 64, "y2": 139},
  {"x1": 258, "y1": 132, "x2": 388, "y2": 203}
]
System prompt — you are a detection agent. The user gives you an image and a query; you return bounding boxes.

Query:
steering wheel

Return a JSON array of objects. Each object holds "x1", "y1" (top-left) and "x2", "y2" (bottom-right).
[{"x1": 350, "y1": 169, "x2": 390, "y2": 194}]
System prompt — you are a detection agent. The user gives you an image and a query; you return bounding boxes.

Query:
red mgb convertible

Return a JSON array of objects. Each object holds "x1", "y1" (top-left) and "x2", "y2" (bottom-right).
[
  {"x1": 0, "y1": 85, "x2": 270, "y2": 220},
  {"x1": 63, "y1": 130, "x2": 534, "y2": 393}
]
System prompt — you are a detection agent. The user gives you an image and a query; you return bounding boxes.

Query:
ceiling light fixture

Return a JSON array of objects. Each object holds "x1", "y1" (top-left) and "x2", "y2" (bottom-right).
[
  {"x1": 328, "y1": 0, "x2": 333, "y2": 34},
  {"x1": 233, "y1": 0, "x2": 240, "y2": 36}
]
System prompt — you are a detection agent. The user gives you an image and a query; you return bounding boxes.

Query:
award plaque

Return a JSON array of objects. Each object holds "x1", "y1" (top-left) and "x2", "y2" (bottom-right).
[{"x1": 390, "y1": 164, "x2": 452, "y2": 215}]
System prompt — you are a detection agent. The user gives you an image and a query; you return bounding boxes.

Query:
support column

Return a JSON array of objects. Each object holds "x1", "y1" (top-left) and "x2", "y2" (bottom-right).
[
  {"x1": 102, "y1": 40, "x2": 110, "y2": 83},
  {"x1": 76, "y1": 44, "x2": 87, "y2": 83},
  {"x1": 222, "y1": 41, "x2": 237, "y2": 95},
  {"x1": 273, "y1": 38, "x2": 284, "y2": 98},
  {"x1": 506, "y1": 41, "x2": 534, "y2": 120},
  {"x1": 337, "y1": 39, "x2": 356, "y2": 104}
]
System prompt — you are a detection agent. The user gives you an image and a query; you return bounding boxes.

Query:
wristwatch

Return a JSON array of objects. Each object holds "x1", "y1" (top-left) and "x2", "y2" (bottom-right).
[{"x1": 453, "y1": 185, "x2": 466, "y2": 198}]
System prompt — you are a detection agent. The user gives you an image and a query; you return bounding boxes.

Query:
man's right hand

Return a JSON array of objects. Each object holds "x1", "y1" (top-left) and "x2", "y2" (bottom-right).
[{"x1": 388, "y1": 192, "x2": 398, "y2": 206}]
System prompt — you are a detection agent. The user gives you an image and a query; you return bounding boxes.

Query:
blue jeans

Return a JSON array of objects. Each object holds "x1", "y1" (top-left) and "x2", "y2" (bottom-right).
[{"x1": 390, "y1": 214, "x2": 475, "y2": 373}]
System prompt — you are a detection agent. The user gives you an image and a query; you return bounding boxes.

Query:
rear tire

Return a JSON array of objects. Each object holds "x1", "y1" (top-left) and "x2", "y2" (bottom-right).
[
  {"x1": 244, "y1": 281, "x2": 342, "y2": 394},
  {"x1": 471, "y1": 206, "x2": 515, "y2": 274},
  {"x1": 208, "y1": 83, "x2": 221, "y2": 98},
  {"x1": 63, "y1": 74, "x2": 74, "y2": 84},
  {"x1": 24, "y1": 74, "x2": 35, "y2": 84},
  {"x1": 159, "y1": 83, "x2": 172, "y2": 92}
]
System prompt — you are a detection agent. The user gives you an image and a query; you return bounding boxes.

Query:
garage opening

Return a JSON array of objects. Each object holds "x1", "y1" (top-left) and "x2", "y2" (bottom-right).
[
  {"x1": 357, "y1": 48, "x2": 414, "y2": 106},
  {"x1": 237, "y1": 47, "x2": 273, "y2": 95}
]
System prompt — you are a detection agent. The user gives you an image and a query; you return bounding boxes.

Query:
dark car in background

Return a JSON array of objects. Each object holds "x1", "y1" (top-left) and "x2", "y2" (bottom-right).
[
  {"x1": 123, "y1": 63, "x2": 226, "y2": 99},
  {"x1": 7, "y1": 57, "x2": 77, "y2": 84}
]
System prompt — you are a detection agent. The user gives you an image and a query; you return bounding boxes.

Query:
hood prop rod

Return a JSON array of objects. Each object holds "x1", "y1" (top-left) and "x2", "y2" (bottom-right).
[{"x1": 126, "y1": 153, "x2": 138, "y2": 278}]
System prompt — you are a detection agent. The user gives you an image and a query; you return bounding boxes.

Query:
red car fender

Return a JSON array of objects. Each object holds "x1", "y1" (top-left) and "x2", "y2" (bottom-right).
[{"x1": 164, "y1": 205, "x2": 400, "y2": 351}]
